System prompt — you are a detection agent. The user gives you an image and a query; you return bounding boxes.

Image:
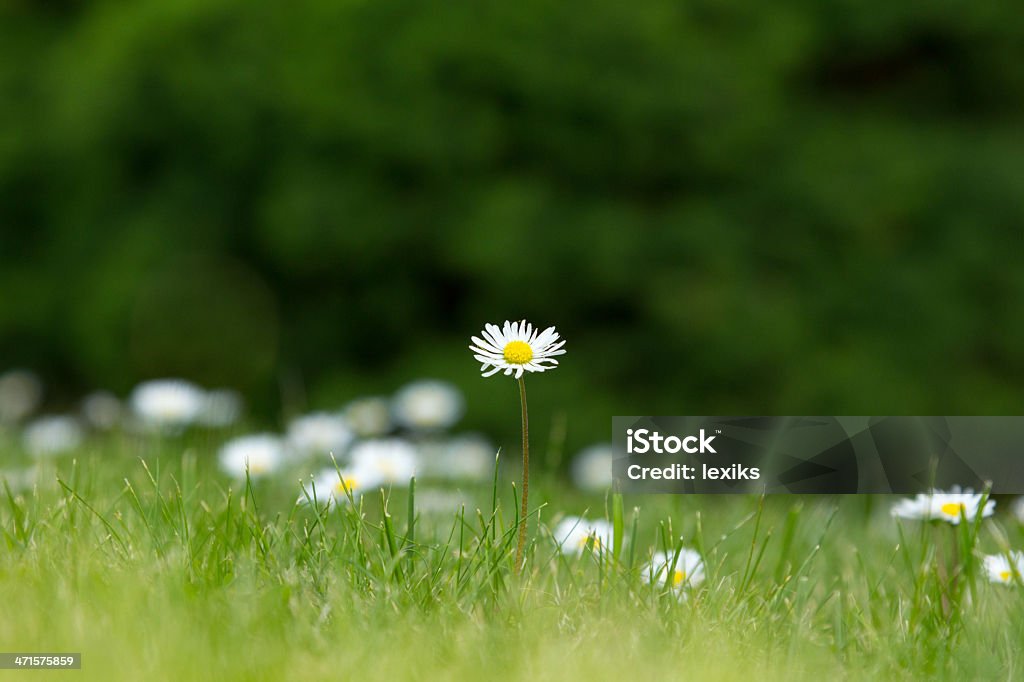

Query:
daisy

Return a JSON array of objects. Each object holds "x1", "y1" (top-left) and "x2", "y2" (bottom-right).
[
  {"x1": 129, "y1": 379, "x2": 206, "y2": 430},
  {"x1": 287, "y1": 412, "x2": 354, "y2": 458},
  {"x1": 469, "y1": 320, "x2": 565, "y2": 379},
  {"x1": 1012, "y1": 497, "x2": 1024, "y2": 525},
  {"x1": 349, "y1": 438, "x2": 418, "y2": 485},
  {"x1": 439, "y1": 434, "x2": 495, "y2": 481},
  {"x1": 301, "y1": 465, "x2": 383, "y2": 506},
  {"x1": 218, "y1": 434, "x2": 286, "y2": 479},
  {"x1": 198, "y1": 389, "x2": 243, "y2": 428},
  {"x1": 984, "y1": 551, "x2": 1024, "y2": 585},
  {"x1": 22, "y1": 416, "x2": 83, "y2": 457},
  {"x1": 0, "y1": 369, "x2": 43, "y2": 424},
  {"x1": 891, "y1": 487, "x2": 995, "y2": 525},
  {"x1": 644, "y1": 548, "x2": 706, "y2": 590},
  {"x1": 0, "y1": 466, "x2": 40, "y2": 494},
  {"x1": 552, "y1": 516, "x2": 614, "y2": 555},
  {"x1": 570, "y1": 443, "x2": 614, "y2": 491},
  {"x1": 391, "y1": 380, "x2": 464, "y2": 431},
  {"x1": 80, "y1": 391, "x2": 122, "y2": 430},
  {"x1": 343, "y1": 397, "x2": 393, "y2": 437}
]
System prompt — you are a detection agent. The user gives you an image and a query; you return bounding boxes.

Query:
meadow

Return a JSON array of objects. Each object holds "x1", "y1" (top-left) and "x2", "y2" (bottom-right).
[{"x1": 2, "y1": 428, "x2": 1023, "y2": 681}]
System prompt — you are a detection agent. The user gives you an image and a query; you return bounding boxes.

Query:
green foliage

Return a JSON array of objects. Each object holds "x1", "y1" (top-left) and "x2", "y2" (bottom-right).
[{"x1": 1, "y1": 1, "x2": 1024, "y2": 452}]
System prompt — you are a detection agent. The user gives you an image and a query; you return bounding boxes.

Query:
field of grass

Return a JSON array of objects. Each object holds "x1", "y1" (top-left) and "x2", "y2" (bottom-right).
[{"x1": 2, "y1": 435, "x2": 1023, "y2": 681}]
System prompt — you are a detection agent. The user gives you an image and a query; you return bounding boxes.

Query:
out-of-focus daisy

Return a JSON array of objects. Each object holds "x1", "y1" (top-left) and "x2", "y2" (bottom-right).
[
  {"x1": 218, "y1": 434, "x2": 286, "y2": 479},
  {"x1": 469, "y1": 320, "x2": 565, "y2": 379},
  {"x1": 1012, "y1": 497, "x2": 1024, "y2": 525},
  {"x1": 644, "y1": 548, "x2": 706, "y2": 590},
  {"x1": 287, "y1": 412, "x2": 354, "y2": 458},
  {"x1": 552, "y1": 516, "x2": 614, "y2": 555},
  {"x1": 81, "y1": 391, "x2": 122, "y2": 430},
  {"x1": 342, "y1": 397, "x2": 392, "y2": 437},
  {"x1": 301, "y1": 466, "x2": 383, "y2": 506},
  {"x1": 984, "y1": 551, "x2": 1024, "y2": 586},
  {"x1": 571, "y1": 443, "x2": 614, "y2": 491},
  {"x1": 0, "y1": 369, "x2": 43, "y2": 424},
  {"x1": 350, "y1": 438, "x2": 418, "y2": 485},
  {"x1": 418, "y1": 434, "x2": 495, "y2": 481},
  {"x1": 0, "y1": 466, "x2": 40, "y2": 493},
  {"x1": 392, "y1": 380, "x2": 465, "y2": 431},
  {"x1": 23, "y1": 416, "x2": 84, "y2": 457},
  {"x1": 198, "y1": 389, "x2": 243, "y2": 427},
  {"x1": 414, "y1": 489, "x2": 470, "y2": 516},
  {"x1": 130, "y1": 379, "x2": 206, "y2": 430},
  {"x1": 891, "y1": 487, "x2": 995, "y2": 525}
]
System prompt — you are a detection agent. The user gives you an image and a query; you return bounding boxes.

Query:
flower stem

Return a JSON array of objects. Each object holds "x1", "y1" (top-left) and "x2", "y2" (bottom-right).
[{"x1": 514, "y1": 375, "x2": 529, "y2": 574}]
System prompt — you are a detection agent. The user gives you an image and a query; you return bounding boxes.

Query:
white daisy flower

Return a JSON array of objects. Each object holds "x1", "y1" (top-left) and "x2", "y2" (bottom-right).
[
  {"x1": 287, "y1": 412, "x2": 354, "y2": 458},
  {"x1": 571, "y1": 443, "x2": 614, "y2": 491},
  {"x1": 392, "y1": 380, "x2": 465, "y2": 431},
  {"x1": 0, "y1": 466, "x2": 40, "y2": 493},
  {"x1": 1012, "y1": 497, "x2": 1024, "y2": 525},
  {"x1": 469, "y1": 320, "x2": 566, "y2": 379},
  {"x1": 891, "y1": 487, "x2": 995, "y2": 525},
  {"x1": 414, "y1": 489, "x2": 470, "y2": 516},
  {"x1": 129, "y1": 379, "x2": 206, "y2": 430},
  {"x1": 350, "y1": 438, "x2": 418, "y2": 485},
  {"x1": 343, "y1": 397, "x2": 392, "y2": 437},
  {"x1": 218, "y1": 434, "x2": 286, "y2": 479},
  {"x1": 0, "y1": 369, "x2": 43, "y2": 424},
  {"x1": 644, "y1": 548, "x2": 706, "y2": 590},
  {"x1": 552, "y1": 516, "x2": 614, "y2": 555},
  {"x1": 81, "y1": 391, "x2": 122, "y2": 430},
  {"x1": 301, "y1": 465, "x2": 384, "y2": 506},
  {"x1": 418, "y1": 434, "x2": 495, "y2": 481},
  {"x1": 22, "y1": 416, "x2": 83, "y2": 457},
  {"x1": 197, "y1": 389, "x2": 243, "y2": 428},
  {"x1": 984, "y1": 551, "x2": 1024, "y2": 585}
]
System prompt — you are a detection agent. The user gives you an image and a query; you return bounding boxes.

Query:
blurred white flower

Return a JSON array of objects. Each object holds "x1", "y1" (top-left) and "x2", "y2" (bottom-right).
[
  {"x1": 301, "y1": 466, "x2": 383, "y2": 506},
  {"x1": 891, "y1": 487, "x2": 995, "y2": 525},
  {"x1": 287, "y1": 412, "x2": 354, "y2": 457},
  {"x1": 984, "y1": 551, "x2": 1024, "y2": 585},
  {"x1": 0, "y1": 369, "x2": 43, "y2": 424},
  {"x1": 470, "y1": 320, "x2": 566, "y2": 379},
  {"x1": 552, "y1": 516, "x2": 613, "y2": 555},
  {"x1": 198, "y1": 389, "x2": 243, "y2": 427},
  {"x1": 1012, "y1": 497, "x2": 1024, "y2": 525},
  {"x1": 418, "y1": 434, "x2": 495, "y2": 481},
  {"x1": 0, "y1": 466, "x2": 40, "y2": 493},
  {"x1": 130, "y1": 379, "x2": 206, "y2": 430},
  {"x1": 23, "y1": 416, "x2": 84, "y2": 457},
  {"x1": 571, "y1": 443, "x2": 614, "y2": 491},
  {"x1": 644, "y1": 548, "x2": 706, "y2": 590},
  {"x1": 392, "y1": 380, "x2": 465, "y2": 431},
  {"x1": 414, "y1": 489, "x2": 470, "y2": 516},
  {"x1": 81, "y1": 391, "x2": 122, "y2": 430},
  {"x1": 342, "y1": 397, "x2": 392, "y2": 437},
  {"x1": 218, "y1": 434, "x2": 286, "y2": 479},
  {"x1": 350, "y1": 438, "x2": 418, "y2": 485}
]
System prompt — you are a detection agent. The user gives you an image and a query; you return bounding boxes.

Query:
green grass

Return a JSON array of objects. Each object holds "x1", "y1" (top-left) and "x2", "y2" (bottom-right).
[{"x1": 2, "y1": 437, "x2": 1023, "y2": 681}]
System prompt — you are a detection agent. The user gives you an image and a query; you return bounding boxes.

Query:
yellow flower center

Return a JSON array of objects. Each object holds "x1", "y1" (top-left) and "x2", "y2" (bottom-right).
[
  {"x1": 941, "y1": 502, "x2": 965, "y2": 518},
  {"x1": 503, "y1": 340, "x2": 533, "y2": 365},
  {"x1": 673, "y1": 570, "x2": 687, "y2": 587},
  {"x1": 577, "y1": 534, "x2": 601, "y2": 550},
  {"x1": 334, "y1": 476, "x2": 357, "y2": 494},
  {"x1": 249, "y1": 461, "x2": 268, "y2": 474},
  {"x1": 1000, "y1": 570, "x2": 1012, "y2": 582}
]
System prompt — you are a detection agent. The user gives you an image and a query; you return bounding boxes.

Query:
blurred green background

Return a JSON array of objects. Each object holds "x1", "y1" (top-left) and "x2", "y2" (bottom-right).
[{"x1": 1, "y1": 0, "x2": 1023, "y2": 451}]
